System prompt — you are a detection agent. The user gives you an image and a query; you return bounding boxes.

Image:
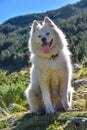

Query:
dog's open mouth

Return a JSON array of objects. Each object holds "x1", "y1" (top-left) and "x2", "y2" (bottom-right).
[{"x1": 41, "y1": 39, "x2": 53, "y2": 54}]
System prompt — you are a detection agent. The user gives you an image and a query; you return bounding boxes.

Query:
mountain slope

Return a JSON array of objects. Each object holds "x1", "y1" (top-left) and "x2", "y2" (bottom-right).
[
  {"x1": 0, "y1": 0, "x2": 87, "y2": 71},
  {"x1": 2, "y1": 0, "x2": 87, "y2": 27}
]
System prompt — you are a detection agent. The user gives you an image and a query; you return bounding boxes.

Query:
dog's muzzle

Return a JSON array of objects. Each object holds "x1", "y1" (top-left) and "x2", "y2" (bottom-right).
[{"x1": 41, "y1": 37, "x2": 53, "y2": 47}]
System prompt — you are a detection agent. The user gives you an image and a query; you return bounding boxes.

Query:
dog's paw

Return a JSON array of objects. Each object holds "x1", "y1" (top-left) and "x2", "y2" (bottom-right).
[
  {"x1": 46, "y1": 109, "x2": 55, "y2": 114},
  {"x1": 36, "y1": 110, "x2": 45, "y2": 116}
]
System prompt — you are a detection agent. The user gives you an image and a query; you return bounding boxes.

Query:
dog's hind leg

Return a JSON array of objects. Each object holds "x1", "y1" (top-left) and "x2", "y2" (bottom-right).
[{"x1": 25, "y1": 84, "x2": 44, "y2": 113}]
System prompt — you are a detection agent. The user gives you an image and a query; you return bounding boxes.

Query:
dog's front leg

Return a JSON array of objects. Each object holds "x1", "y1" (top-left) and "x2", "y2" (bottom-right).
[{"x1": 40, "y1": 82, "x2": 55, "y2": 114}]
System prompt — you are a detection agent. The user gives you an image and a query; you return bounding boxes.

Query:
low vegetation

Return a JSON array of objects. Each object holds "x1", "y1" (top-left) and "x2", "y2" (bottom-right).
[
  {"x1": 0, "y1": 69, "x2": 29, "y2": 117},
  {"x1": 0, "y1": 0, "x2": 87, "y2": 129},
  {"x1": 0, "y1": 66, "x2": 87, "y2": 130}
]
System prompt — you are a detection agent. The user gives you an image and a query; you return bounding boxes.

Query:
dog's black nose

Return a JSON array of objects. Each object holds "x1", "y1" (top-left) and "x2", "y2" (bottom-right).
[{"x1": 41, "y1": 37, "x2": 47, "y2": 43}]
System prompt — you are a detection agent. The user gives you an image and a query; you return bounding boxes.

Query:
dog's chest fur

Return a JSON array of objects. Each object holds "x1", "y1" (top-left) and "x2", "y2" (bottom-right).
[
  {"x1": 34, "y1": 52, "x2": 67, "y2": 72},
  {"x1": 32, "y1": 53, "x2": 67, "y2": 86}
]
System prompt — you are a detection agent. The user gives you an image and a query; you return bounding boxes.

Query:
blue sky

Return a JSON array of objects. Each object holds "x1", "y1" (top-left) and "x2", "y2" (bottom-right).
[{"x1": 0, "y1": 0, "x2": 80, "y2": 24}]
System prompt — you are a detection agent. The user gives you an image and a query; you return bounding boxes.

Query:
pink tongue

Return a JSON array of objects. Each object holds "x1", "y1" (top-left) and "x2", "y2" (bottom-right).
[{"x1": 43, "y1": 45, "x2": 50, "y2": 54}]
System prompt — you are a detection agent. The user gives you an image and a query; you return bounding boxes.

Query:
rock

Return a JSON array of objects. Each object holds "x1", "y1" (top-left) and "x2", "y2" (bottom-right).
[
  {"x1": 1, "y1": 111, "x2": 87, "y2": 130},
  {"x1": 72, "y1": 78, "x2": 87, "y2": 89},
  {"x1": 72, "y1": 63, "x2": 81, "y2": 71},
  {"x1": 83, "y1": 61, "x2": 87, "y2": 68},
  {"x1": 8, "y1": 103, "x2": 16, "y2": 111},
  {"x1": 64, "y1": 117, "x2": 87, "y2": 130},
  {"x1": 7, "y1": 116, "x2": 16, "y2": 127}
]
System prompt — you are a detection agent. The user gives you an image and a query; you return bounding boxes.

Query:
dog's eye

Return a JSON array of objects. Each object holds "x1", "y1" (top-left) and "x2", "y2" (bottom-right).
[
  {"x1": 38, "y1": 35, "x2": 41, "y2": 38},
  {"x1": 46, "y1": 32, "x2": 50, "y2": 35}
]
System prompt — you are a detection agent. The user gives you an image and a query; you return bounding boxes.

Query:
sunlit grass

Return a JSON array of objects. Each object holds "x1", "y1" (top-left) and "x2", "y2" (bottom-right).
[{"x1": 0, "y1": 67, "x2": 87, "y2": 129}]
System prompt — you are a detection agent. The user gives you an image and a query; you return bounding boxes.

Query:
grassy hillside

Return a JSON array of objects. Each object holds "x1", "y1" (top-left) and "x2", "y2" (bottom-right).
[
  {"x1": 0, "y1": 1, "x2": 87, "y2": 128},
  {"x1": 0, "y1": 0, "x2": 87, "y2": 71},
  {"x1": 0, "y1": 67, "x2": 87, "y2": 130}
]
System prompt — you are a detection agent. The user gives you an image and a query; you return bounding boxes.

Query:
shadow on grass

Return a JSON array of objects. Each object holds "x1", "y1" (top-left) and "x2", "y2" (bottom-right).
[
  {"x1": 5, "y1": 111, "x2": 87, "y2": 130},
  {"x1": 12, "y1": 113, "x2": 58, "y2": 130}
]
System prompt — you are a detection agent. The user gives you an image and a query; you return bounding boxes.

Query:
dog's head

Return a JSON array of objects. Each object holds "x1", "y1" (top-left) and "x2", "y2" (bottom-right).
[{"x1": 29, "y1": 17, "x2": 68, "y2": 58}]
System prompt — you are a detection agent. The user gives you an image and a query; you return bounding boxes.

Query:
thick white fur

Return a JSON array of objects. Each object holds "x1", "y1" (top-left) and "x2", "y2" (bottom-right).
[{"x1": 25, "y1": 17, "x2": 73, "y2": 114}]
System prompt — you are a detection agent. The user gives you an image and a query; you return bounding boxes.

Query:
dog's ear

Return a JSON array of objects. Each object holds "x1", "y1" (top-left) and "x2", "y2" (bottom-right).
[
  {"x1": 31, "y1": 20, "x2": 38, "y2": 33},
  {"x1": 44, "y1": 16, "x2": 55, "y2": 27}
]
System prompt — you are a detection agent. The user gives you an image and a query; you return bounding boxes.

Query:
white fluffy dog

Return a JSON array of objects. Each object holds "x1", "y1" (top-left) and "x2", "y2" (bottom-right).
[{"x1": 25, "y1": 17, "x2": 73, "y2": 114}]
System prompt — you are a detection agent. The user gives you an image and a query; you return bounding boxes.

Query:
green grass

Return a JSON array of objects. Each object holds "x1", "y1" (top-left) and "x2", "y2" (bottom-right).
[
  {"x1": 78, "y1": 68, "x2": 87, "y2": 77},
  {"x1": 0, "y1": 111, "x2": 87, "y2": 130},
  {"x1": 72, "y1": 67, "x2": 87, "y2": 81},
  {"x1": 47, "y1": 111, "x2": 87, "y2": 130},
  {"x1": 0, "y1": 67, "x2": 87, "y2": 130},
  {"x1": 0, "y1": 69, "x2": 29, "y2": 117}
]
